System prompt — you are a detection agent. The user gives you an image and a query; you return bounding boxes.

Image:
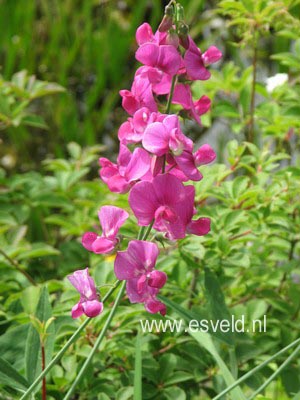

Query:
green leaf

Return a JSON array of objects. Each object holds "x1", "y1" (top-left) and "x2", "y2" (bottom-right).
[
  {"x1": 0, "y1": 356, "x2": 29, "y2": 390},
  {"x1": 160, "y1": 296, "x2": 246, "y2": 400},
  {"x1": 18, "y1": 243, "x2": 60, "y2": 260},
  {"x1": 134, "y1": 332, "x2": 142, "y2": 400},
  {"x1": 204, "y1": 268, "x2": 235, "y2": 346},
  {"x1": 25, "y1": 286, "x2": 55, "y2": 385}
]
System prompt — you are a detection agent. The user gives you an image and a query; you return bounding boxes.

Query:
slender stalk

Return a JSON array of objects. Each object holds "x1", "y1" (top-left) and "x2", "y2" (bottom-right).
[
  {"x1": 247, "y1": 27, "x2": 258, "y2": 143},
  {"x1": 0, "y1": 248, "x2": 36, "y2": 286},
  {"x1": 212, "y1": 337, "x2": 300, "y2": 400},
  {"x1": 63, "y1": 281, "x2": 126, "y2": 400},
  {"x1": 166, "y1": 75, "x2": 177, "y2": 114},
  {"x1": 41, "y1": 345, "x2": 46, "y2": 400},
  {"x1": 20, "y1": 282, "x2": 121, "y2": 400},
  {"x1": 248, "y1": 343, "x2": 300, "y2": 400},
  {"x1": 142, "y1": 221, "x2": 154, "y2": 241}
]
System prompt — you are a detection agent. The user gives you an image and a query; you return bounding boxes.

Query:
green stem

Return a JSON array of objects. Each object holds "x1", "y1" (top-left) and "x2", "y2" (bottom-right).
[
  {"x1": 63, "y1": 281, "x2": 126, "y2": 400},
  {"x1": 20, "y1": 281, "x2": 121, "y2": 400},
  {"x1": 212, "y1": 337, "x2": 300, "y2": 400},
  {"x1": 166, "y1": 75, "x2": 177, "y2": 114},
  {"x1": 247, "y1": 343, "x2": 300, "y2": 400},
  {"x1": 142, "y1": 220, "x2": 154, "y2": 241},
  {"x1": 0, "y1": 248, "x2": 37, "y2": 286}
]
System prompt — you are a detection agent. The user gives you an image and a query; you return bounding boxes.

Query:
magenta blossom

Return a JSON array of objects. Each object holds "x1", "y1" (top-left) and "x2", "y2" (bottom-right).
[
  {"x1": 120, "y1": 73, "x2": 157, "y2": 115},
  {"x1": 129, "y1": 174, "x2": 211, "y2": 240},
  {"x1": 68, "y1": 268, "x2": 103, "y2": 318},
  {"x1": 82, "y1": 205, "x2": 129, "y2": 254},
  {"x1": 172, "y1": 83, "x2": 211, "y2": 125},
  {"x1": 114, "y1": 240, "x2": 167, "y2": 315},
  {"x1": 99, "y1": 145, "x2": 151, "y2": 193},
  {"x1": 184, "y1": 37, "x2": 222, "y2": 81}
]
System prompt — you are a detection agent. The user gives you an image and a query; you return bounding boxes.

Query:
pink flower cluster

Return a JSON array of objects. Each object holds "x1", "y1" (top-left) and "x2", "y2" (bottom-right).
[{"x1": 68, "y1": 13, "x2": 221, "y2": 318}]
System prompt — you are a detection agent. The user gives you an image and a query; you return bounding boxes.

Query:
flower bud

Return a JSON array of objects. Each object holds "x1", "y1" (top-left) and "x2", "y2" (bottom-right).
[
  {"x1": 178, "y1": 23, "x2": 189, "y2": 49},
  {"x1": 148, "y1": 270, "x2": 167, "y2": 289},
  {"x1": 158, "y1": 4, "x2": 174, "y2": 32}
]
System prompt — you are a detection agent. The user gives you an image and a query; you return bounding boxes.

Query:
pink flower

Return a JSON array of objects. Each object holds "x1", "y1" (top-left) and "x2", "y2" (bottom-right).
[
  {"x1": 129, "y1": 174, "x2": 211, "y2": 240},
  {"x1": 172, "y1": 83, "x2": 211, "y2": 125},
  {"x1": 99, "y1": 145, "x2": 151, "y2": 193},
  {"x1": 142, "y1": 114, "x2": 193, "y2": 157},
  {"x1": 194, "y1": 144, "x2": 216, "y2": 165},
  {"x1": 184, "y1": 37, "x2": 222, "y2": 81},
  {"x1": 82, "y1": 206, "x2": 129, "y2": 254},
  {"x1": 120, "y1": 74, "x2": 157, "y2": 115},
  {"x1": 114, "y1": 240, "x2": 167, "y2": 315},
  {"x1": 136, "y1": 42, "x2": 181, "y2": 77},
  {"x1": 68, "y1": 268, "x2": 103, "y2": 318}
]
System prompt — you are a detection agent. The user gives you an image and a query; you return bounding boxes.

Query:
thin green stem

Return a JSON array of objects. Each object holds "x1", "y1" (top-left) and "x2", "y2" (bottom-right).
[
  {"x1": 0, "y1": 248, "x2": 36, "y2": 286},
  {"x1": 247, "y1": 343, "x2": 300, "y2": 400},
  {"x1": 213, "y1": 337, "x2": 300, "y2": 400},
  {"x1": 166, "y1": 75, "x2": 177, "y2": 114},
  {"x1": 63, "y1": 281, "x2": 126, "y2": 400},
  {"x1": 20, "y1": 281, "x2": 121, "y2": 400},
  {"x1": 137, "y1": 226, "x2": 146, "y2": 240},
  {"x1": 142, "y1": 221, "x2": 154, "y2": 241}
]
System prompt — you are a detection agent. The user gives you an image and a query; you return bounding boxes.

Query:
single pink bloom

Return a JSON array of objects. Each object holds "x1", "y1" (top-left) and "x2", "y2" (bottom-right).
[
  {"x1": 136, "y1": 43, "x2": 181, "y2": 77},
  {"x1": 120, "y1": 74, "x2": 157, "y2": 115},
  {"x1": 184, "y1": 37, "x2": 211, "y2": 80},
  {"x1": 135, "y1": 66, "x2": 173, "y2": 95},
  {"x1": 114, "y1": 240, "x2": 167, "y2": 316},
  {"x1": 68, "y1": 268, "x2": 103, "y2": 318},
  {"x1": 142, "y1": 114, "x2": 193, "y2": 157},
  {"x1": 172, "y1": 83, "x2": 211, "y2": 125},
  {"x1": 129, "y1": 174, "x2": 211, "y2": 240},
  {"x1": 82, "y1": 205, "x2": 129, "y2": 254},
  {"x1": 99, "y1": 145, "x2": 151, "y2": 193}
]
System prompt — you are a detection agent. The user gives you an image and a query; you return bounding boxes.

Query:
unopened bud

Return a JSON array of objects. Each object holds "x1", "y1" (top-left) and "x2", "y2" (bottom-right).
[
  {"x1": 178, "y1": 23, "x2": 189, "y2": 49},
  {"x1": 158, "y1": 4, "x2": 174, "y2": 32},
  {"x1": 166, "y1": 31, "x2": 179, "y2": 47},
  {"x1": 176, "y1": 4, "x2": 185, "y2": 22}
]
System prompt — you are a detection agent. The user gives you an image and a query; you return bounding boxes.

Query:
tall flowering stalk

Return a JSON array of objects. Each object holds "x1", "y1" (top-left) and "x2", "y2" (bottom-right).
[
  {"x1": 20, "y1": 3, "x2": 222, "y2": 399},
  {"x1": 70, "y1": 2, "x2": 221, "y2": 319}
]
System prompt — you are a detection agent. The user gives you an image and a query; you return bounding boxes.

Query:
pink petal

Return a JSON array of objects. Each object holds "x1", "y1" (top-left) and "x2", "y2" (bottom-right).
[
  {"x1": 148, "y1": 270, "x2": 167, "y2": 289},
  {"x1": 125, "y1": 148, "x2": 151, "y2": 182},
  {"x1": 194, "y1": 96, "x2": 211, "y2": 116},
  {"x1": 194, "y1": 144, "x2": 216, "y2": 166},
  {"x1": 145, "y1": 298, "x2": 166, "y2": 316},
  {"x1": 119, "y1": 90, "x2": 139, "y2": 115},
  {"x1": 202, "y1": 46, "x2": 222, "y2": 65},
  {"x1": 135, "y1": 43, "x2": 159, "y2": 67},
  {"x1": 174, "y1": 151, "x2": 203, "y2": 181},
  {"x1": 184, "y1": 44, "x2": 211, "y2": 80},
  {"x1": 115, "y1": 241, "x2": 158, "y2": 281},
  {"x1": 126, "y1": 278, "x2": 145, "y2": 303},
  {"x1": 151, "y1": 155, "x2": 164, "y2": 177},
  {"x1": 142, "y1": 122, "x2": 170, "y2": 156},
  {"x1": 91, "y1": 237, "x2": 115, "y2": 254},
  {"x1": 71, "y1": 302, "x2": 84, "y2": 319},
  {"x1": 82, "y1": 300, "x2": 103, "y2": 318},
  {"x1": 129, "y1": 181, "x2": 158, "y2": 225},
  {"x1": 98, "y1": 206, "x2": 129, "y2": 240},
  {"x1": 133, "y1": 107, "x2": 150, "y2": 133},
  {"x1": 187, "y1": 217, "x2": 211, "y2": 236},
  {"x1": 82, "y1": 232, "x2": 98, "y2": 252},
  {"x1": 157, "y1": 45, "x2": 181, "y2": 75},
  {"x1": 68, "y1": 268, "x2": 97, "y2": 299},
  {"x1": 136, "y1": 23, "x2": 154, "y2": 45},
  {"x1": 172, "y1": 83, "x2": 192, "y2": 110}
]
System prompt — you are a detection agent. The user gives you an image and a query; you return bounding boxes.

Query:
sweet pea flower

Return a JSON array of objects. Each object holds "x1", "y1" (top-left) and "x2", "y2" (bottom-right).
[
  {"x1": 172, "y1": 83, "x2": 211, "y2": 125},
  {"x1": 99, "y1": 144, "x2": 151, "y2": 193},
  {"x1": 184, "y1": 37, "x2": 222, "y2": 81},
  {"x1": 82, "y1": 205, "x2": 129, "y2": 254},
  {"x1": 120, "y1": 73, "x2": 157, "y2": 115},
  {"x1": 114, "y1": 240, "x2": 167, "y2": 315},
  {"x1": 142, "y1": 114, "x2": 193, "y2": 156},
  {"x1": 136, "y1": 42, "x2": 181, "y2": 77},
  {"x1": 129, "y1": 174, "x2": 211, "y2": 240},
  {"x1": 68, "y1": 268, "x2": 103, "y2": 318}
]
